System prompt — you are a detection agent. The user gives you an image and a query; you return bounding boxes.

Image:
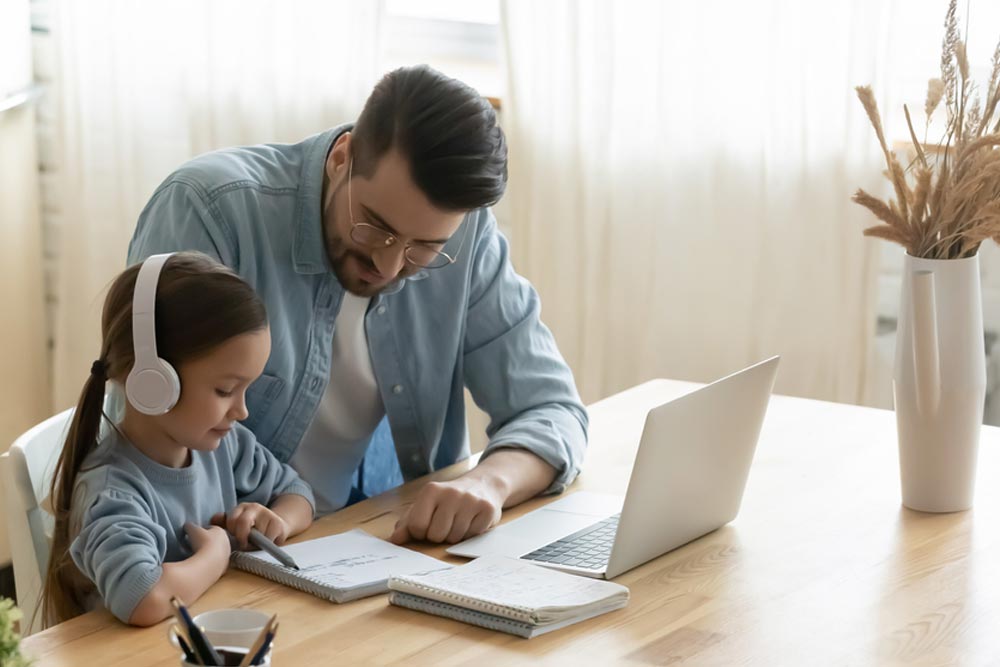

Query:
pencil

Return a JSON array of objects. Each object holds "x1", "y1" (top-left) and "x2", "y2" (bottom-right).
[
  {"x1": 239, "y1": 614, "x2": 276, "y2": 667},
  {"x1": 249, "y1": 620, "x2": 278, "y2": 666}
]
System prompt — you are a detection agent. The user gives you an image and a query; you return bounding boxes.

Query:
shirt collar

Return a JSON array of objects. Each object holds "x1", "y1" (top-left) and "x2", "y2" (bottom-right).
[{"x1": 293, "y1": 124, "x2": 350, "y2": 275}]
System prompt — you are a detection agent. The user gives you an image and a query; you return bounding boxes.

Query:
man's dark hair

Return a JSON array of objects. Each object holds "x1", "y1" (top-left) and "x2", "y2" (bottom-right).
[{"x1": 351, "y1": 65, "x2": 508, "y2": 211}]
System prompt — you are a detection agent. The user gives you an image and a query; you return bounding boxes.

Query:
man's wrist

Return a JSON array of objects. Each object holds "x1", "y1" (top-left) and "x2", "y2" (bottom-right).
[
  {"x1": 464, "y1": 453, "x2": 513, "y2": 504},
  {"x1": 472, "y1": 448, "x2": 557, "y2": 508}
]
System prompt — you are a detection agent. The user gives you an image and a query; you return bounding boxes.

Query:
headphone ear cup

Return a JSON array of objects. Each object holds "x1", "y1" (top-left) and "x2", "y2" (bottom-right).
[{"x1": 125, "y1": 358, "x2": 180, "y2": 415}]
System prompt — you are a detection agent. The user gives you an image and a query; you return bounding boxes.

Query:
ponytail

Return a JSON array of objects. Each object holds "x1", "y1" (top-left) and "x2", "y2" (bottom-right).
[
  {"x1": 37, "y1": 251, "x2": 267, "y2": 627},
  {"x1": 40, "y1": 359, "x2": 110, "y2": 626}
]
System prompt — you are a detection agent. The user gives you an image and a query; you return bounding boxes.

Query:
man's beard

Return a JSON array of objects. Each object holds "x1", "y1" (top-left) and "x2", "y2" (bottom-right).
[
  {"x1": 322, "y1": 178, "x2": 418, "y2": 297},
  {"x1": 320, "y1": 179, "x2": 386, "y2": 297},
  {"x1": 325, "y1": 229, "x2": 394, "y2": 298}
]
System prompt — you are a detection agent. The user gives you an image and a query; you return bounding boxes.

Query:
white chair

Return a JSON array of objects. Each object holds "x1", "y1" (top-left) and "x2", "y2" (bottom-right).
[{"x1": 1, "y1": 409, "x2": 73, "y2": 635}]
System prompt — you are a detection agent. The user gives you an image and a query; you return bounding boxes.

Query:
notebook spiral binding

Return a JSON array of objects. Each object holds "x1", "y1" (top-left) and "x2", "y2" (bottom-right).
[
  {"x1": 390, "y1": 577, "x2": 538, "y2": 624},
  {"x1": 389, "y1": 592, "x2": 534, "y2": 636},
  {"x1": 232, "y1": 554, "x2": 341, "y2": 602}
]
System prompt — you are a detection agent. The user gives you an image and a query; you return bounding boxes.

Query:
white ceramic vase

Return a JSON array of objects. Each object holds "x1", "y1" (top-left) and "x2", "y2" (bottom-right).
[{"x1": 893, "y1": 252, "x2": 986, "y2": 512}]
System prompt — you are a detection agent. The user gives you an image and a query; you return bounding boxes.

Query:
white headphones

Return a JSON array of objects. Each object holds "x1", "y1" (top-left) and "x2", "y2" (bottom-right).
[{"x1": 125, "y1": 253, "x2": 181, "y2": 415}]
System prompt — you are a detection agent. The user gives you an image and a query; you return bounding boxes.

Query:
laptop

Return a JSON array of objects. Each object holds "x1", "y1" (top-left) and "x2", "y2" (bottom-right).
[{"x1": 446, "y1": 356, "x2": 780, "y2": 579}]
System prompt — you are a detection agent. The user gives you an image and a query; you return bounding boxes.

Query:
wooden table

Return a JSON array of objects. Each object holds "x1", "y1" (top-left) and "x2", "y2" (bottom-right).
[{"x1": 21, "y1": 380, "x2": 1000, "y2": 666}]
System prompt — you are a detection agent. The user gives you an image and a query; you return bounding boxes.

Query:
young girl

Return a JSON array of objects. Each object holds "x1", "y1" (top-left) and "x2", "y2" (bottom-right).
[{"x1": 42, "y1": 251, "x2": 315, "y2": 627}]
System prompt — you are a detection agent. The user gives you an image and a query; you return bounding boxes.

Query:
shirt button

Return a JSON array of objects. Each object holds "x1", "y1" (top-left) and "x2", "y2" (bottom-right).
[
  {"x1": 377, "y1": 305, "x2": 387, "y2": 315},
  {"x1": 410, "y1": 453, "x2": 421, "y2": 464},
  {"x1": 392, "y1": 384, "x2": 403, "y2": 395},
  {"x1": 310, "y1": 377, "x2": 321, "y2": 391}
]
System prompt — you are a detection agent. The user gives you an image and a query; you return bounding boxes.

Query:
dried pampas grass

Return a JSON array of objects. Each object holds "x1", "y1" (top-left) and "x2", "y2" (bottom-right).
[{"x1": 853, "y1": 0, "x2": 1000, "y2": 259}]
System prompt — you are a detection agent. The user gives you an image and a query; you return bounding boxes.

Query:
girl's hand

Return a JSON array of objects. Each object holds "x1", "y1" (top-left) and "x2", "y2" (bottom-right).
[
  {"x1": 211, "y1": 503, "x2": 291, "y2": 549},
  {"x1": 130, "y1": 523, "x2": 229, "y2": 625},
  {"x1": 184, "y1": 523, "x2": 231, "y2": 562}
]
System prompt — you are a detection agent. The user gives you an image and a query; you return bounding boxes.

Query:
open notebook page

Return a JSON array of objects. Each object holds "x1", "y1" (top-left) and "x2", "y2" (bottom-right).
[{"x1": 238, "y1": 528, "x2": 448, "y2": 591}]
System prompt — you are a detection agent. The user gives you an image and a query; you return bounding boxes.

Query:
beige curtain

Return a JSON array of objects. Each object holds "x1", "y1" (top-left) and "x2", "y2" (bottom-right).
[
  {"x1": 501, "y1": 0, "x2": 896, "y2": 405},
  {"x1": 0, "y1": 112, "x2": 49, "y2": 440},
  {"x1": 50, "y1": 0, "x2": 382, "y2": 410},
  {"x1": 0, "y1": 0, "x2": 49, "y2": 565}
]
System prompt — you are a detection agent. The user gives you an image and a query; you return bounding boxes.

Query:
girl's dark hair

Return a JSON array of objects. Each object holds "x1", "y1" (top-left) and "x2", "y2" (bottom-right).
[
  {"x1": 41, "y1": 251, "x2": 267, "y2": 626},
  {"x1": 351, "y1": 64, "x2": 508, "y2": 211}
]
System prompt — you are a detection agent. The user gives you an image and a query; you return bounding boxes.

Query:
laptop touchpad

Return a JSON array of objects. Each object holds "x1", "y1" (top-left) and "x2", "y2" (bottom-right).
[{"x1": 446, "y1": 492, "x2": 623, "y2": 559}]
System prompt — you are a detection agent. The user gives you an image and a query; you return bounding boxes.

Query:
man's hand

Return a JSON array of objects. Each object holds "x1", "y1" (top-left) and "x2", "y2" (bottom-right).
[
  {"x1": 389, "y1": 477, "x2": 504, "y2": 544},
  {"x1": 211, "y1": 502, "x2": 291, "y2": 549},
  {"x1": 389, "y1": 449, "x2": 558, "y2": 545}
]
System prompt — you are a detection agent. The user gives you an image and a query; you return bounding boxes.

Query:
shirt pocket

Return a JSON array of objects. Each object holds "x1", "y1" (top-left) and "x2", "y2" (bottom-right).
[{"x1": 241, "y1": 373, "x2": 286, "y2": 446}]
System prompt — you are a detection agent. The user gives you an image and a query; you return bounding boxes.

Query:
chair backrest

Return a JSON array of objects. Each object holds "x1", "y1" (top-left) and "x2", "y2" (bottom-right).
[{"x1": 1, "y1": 408, "x2": 73, "y2": 635}]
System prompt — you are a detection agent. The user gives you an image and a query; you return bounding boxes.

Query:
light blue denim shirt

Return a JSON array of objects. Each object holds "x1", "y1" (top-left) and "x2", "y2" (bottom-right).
[{"x1": 127, "y1": 123, "x2": 588, "y2": 499}]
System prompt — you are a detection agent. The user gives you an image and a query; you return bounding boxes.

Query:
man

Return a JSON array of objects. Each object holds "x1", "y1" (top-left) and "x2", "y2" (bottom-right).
[{"x1": 128, "y1": 65, "x2": 587, "y2": 545}]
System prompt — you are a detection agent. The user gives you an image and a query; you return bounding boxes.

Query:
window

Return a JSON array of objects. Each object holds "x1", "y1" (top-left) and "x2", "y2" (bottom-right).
[{"x1": 380, "y1": 0, "x2": 503, "y2": 101}]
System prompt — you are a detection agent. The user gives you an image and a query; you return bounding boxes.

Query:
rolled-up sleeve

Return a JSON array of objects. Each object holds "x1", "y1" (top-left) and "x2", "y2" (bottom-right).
[
  {"x1": 69, "y1": 490, "x2": 167, "y2": 623},
  {"x1": 228, "y1": 424, "x2": 316, "y2": 511},
  {"x1": 462, "y1": 212, "x2": 589, "y2": 493}
]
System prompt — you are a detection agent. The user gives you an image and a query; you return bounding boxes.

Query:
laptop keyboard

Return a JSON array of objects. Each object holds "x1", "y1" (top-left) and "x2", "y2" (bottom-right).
[{"x1": 521, "y1": 514, "x2": 620, "y2": 571}]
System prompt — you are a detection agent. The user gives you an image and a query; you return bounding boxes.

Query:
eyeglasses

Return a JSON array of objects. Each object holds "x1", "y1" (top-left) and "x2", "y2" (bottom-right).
[{"x1": 347, "y1": 159, "x2": 468, "y2": 270}]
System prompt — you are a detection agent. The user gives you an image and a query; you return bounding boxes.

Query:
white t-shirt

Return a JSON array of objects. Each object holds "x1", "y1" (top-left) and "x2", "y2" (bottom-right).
[{"x1": 289, "y1": 293, "x2": 385, "y2": 514}]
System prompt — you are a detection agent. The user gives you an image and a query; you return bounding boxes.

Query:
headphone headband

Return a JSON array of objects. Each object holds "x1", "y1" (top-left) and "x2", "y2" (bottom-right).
[
  {"x1": 131, "y1": 253, "x2": 173, "y2": 368},
  {"x1": 125, "y1": 253, "x2": 180, "y2": 415}
]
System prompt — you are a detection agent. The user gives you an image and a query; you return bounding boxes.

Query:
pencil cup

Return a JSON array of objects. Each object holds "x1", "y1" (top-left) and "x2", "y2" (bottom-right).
[
  {"x1": 180, "y1": 645, "x2": 271, "y2": 666},
  {"x1": 167, "y1": 608, "x2": 271, "y2": 650}
]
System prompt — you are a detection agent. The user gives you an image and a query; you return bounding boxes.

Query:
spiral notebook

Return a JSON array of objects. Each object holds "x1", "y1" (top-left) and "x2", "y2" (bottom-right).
[
  {"x1": 387, "y1": 556, "x2": 629, "y2": 638},
  {"x1": 230, "y1": 528, "x2": 449, "y2": 603}
]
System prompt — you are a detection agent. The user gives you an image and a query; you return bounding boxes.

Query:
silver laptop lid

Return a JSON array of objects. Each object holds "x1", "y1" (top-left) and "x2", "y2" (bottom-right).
[{"x1": 605, "y1": 356, "x2": 779, "y2": 578}]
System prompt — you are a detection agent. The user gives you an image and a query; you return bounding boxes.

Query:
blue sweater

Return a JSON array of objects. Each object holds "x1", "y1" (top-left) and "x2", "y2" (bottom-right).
[{"x1": 68, "y1": 423, "x2": 314, "y2": 623}]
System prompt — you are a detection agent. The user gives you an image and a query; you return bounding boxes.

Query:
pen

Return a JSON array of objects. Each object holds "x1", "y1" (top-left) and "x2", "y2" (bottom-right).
[
  {"x1": 171, "y1": 624, "x2": 199, "y2": 664},
  {"x1": 247, "y1": 527, "x2": 301, "y2": 570},
  {"x1": 218, "y1": 511, "x2": 301, "y2": 570},
  {"x1": 171, "y1": 596, "x2": 223, "y2": 666}
]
